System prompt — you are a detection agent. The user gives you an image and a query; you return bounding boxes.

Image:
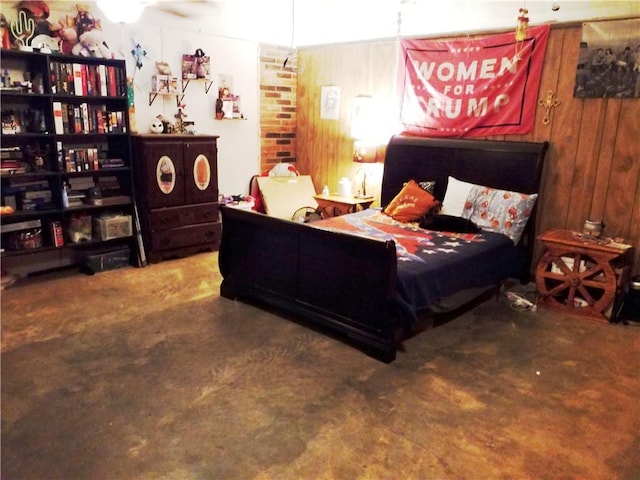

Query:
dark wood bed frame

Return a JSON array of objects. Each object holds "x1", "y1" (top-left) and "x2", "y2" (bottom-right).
[{"x1": 218, "y1": 136, "x2": 549, "y2": 362}]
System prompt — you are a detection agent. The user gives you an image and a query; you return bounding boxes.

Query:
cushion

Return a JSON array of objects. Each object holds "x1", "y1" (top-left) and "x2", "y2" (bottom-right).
[
  {"x1": 402, "y1": 180, "x2": 436, "y2": 194},
  {"x1": 418, "y1": 180, "x2": 436, "y2": 194},
  {"x1": 440, "y1": 176, "x2": 474, "y2": 216},
  {"x1": 384, "y1": 179, "x2": 440, "y2": 222},
  {"x1": 420, "y1": 214, "x2": 480, "y2": 233},
  {"x1": 462, "y1": 185, "x2": 538, "y2": 244}
]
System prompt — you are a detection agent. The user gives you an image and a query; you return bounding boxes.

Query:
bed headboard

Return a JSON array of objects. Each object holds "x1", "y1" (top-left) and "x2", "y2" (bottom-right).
[{"x1": 381, "y1": 135, "x2": 549, "y2": 277}]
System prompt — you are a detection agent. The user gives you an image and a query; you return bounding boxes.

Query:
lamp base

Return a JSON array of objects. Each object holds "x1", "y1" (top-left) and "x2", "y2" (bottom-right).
[{"x1": 355, "y1": 194, "x2": 374, "y2": 200}]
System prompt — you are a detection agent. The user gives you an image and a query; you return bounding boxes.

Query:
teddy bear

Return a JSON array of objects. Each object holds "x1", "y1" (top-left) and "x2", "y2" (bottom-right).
[{"x1": 71, "y1": 29, "x2": 112, "y2": 58}]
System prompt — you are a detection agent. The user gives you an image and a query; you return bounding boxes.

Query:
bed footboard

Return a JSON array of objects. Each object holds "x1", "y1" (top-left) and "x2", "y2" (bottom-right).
[{"x1": 218, "y1": 206, "x2": 399, "y2": 362}]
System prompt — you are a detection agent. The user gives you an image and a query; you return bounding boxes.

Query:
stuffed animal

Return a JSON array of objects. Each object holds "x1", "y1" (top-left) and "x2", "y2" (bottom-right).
[
  {"x1": 71, "y1": 29, "x2": 112, "y2": 58},
  {"x1": 55, "y1": 20, "x2": 78, "y2": 55}
]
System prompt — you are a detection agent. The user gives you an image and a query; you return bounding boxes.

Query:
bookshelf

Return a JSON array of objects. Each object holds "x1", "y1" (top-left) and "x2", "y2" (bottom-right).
[{"x1": 0, "y1": 49, "x2": 142, "y2": 276}]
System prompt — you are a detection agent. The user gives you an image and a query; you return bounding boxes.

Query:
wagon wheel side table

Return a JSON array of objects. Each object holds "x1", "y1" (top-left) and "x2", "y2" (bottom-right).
[{"x1": 535, "y1": 229, "x2": 633, "y2": 323}]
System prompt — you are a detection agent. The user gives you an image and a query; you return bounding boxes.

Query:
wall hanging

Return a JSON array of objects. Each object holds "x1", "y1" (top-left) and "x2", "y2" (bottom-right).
[
  {"x1": 182, "y1": 49, "x2": 211, "y2": 80},
  {"x1": 320, "y1": 86, "x2": 340, "y2": 120},
  {"x1": 573, "y1": 18, "x2": 640, "y2": 98},
  {"x1": 398, "y1": 24, "x2": 550, "y2": 138}
]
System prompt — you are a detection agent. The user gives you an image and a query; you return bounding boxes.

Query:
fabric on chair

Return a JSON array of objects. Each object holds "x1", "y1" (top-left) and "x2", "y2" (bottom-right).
[{"x1": 256, "y1": 175, "x2": 318, "y2": 219}]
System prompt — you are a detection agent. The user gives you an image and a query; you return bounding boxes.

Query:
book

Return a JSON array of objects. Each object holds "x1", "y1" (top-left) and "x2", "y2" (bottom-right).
[
  {"x1": 80, "y1": 64, "x2": 88, "y2": 96},
  {"x1": 73, "y1": 63, "x2": 83, "y2": 96},
  {"x1": 0, "y1": 146, "x2": 22, "y2": 159},
  {"x1": 0, "y1": 166, "x2": 27, "y2": 175},
  {"x1": 50, "y1": 220, "x2": 64, "y2": 247},
  {"x1": 66, "y1": 103, "x2": 75, "y2": 134},
  {"x1": 23, "y1": 190, "x2": 52, "y2": 200},
  {"x1": 50, "y1": 62, "x2": 58, "y2": 94},
  {"x1": 73, "y1": 106, "x2": 81, "y2": 134},
  {"x1": 98, "y1": 64, "x2": 107, "y2": 96},
  {"x1": 84, "y1": 195, "x2": 131, "y2": 206},
  {"x1": 80, "y1": 103, "x2": 89, "y2": 134},
  {"x1": 98, "y1": 158, "x2": 125, "y2": 168},
  {"x1": 56, "y1": 141, "x2": 64, "y2": 171},
  {"x1": 52, "y1": 102, "x2": 64, "y2": 134},
  {"x1": 60, "y1": 102, "x2": 69, "y2": 133},
  {"x1": 0, "y1": 218, "x2": 42, "y2": 234},
  {"x1": 107, "y1": 66, "x2": 117, "y2": 96}
]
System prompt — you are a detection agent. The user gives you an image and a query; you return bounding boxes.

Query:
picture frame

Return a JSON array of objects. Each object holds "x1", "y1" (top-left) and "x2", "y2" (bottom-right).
[
  {"x1": 574, "y1": 18, "x2": 640, "y2": 98},
  {"x1": 182, "y1": 52, "x2": 211, "y2": 80},
  {"x1": 321, "y1": 85, "x2": 340, "y2": 120}
]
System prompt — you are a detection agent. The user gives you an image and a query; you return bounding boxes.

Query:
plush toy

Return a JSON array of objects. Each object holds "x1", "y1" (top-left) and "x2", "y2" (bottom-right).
[
  {"x1": 55, "y1": 20, "x2": 79, "y2": 55},
  {"x1": 71, "y1": 29, "x2": 112, "y2": 58}
]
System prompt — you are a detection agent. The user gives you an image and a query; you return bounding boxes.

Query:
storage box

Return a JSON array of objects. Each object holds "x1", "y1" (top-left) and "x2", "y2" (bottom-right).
[
  {"x1": 82, "y1": 246, "x2": 130, "y2": 273},
  {"x1": 93, "y1": 214, "x2": 132, "y2": 240}
]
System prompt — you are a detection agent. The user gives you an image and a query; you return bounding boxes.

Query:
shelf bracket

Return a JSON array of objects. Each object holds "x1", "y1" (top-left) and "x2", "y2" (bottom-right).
[
  {"x1": 204, "y1": 80, "x2": 213, "y2": 94},
  {"x1": 148, "y1": 92, "x2": 159, "y2": 106}
]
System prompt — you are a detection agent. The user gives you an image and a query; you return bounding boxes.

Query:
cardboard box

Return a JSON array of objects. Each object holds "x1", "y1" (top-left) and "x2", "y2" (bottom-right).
[{"x1": 94, "y1": 214, "x2": 132, "y2": 241}]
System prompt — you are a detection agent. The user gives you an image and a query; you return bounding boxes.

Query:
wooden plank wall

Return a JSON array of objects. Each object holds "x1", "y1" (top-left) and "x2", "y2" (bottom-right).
[{"x1": 295, "y1": 23, "x2": 640, "y2": 275}]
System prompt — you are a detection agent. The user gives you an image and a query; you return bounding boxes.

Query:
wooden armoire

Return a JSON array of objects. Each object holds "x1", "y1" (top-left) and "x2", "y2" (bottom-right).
[{"x1": 132, "y1": 134, "x2": 221, "y2": 263}]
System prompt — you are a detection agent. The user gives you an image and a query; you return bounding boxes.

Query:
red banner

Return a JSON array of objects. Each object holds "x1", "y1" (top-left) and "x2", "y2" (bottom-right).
[{"x1": 399, "y1": 25, "x2": 550, "y2": 137}]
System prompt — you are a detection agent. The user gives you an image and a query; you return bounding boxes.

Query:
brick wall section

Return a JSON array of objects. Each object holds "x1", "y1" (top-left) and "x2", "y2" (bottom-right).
[{"x1": 259, "y1": 44, "x2": 297, "y2": 174}]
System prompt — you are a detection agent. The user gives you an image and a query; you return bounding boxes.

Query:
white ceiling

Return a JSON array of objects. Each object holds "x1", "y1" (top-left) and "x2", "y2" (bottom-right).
[{"x1": 142, "y1": 0, "x2": 640, "y2": 46}]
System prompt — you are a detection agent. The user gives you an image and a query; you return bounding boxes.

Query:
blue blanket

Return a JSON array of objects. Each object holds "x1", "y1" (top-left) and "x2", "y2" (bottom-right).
[{"x1": 312, "y1": 209, "x2": 523, "y2": 323}]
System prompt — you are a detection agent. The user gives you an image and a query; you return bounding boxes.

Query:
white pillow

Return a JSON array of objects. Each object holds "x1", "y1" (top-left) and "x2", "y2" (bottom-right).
[{"x1": 440, "y1": 176, "x2": 474, "y2": 216}]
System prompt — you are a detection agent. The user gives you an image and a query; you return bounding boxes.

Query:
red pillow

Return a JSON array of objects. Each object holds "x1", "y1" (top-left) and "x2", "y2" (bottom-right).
[{"x1": 384, "y1": 179, "x2": 440, "y2": 222}]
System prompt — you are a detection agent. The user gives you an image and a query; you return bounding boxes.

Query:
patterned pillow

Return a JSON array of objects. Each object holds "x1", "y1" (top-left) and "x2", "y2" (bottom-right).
[
  {"x1": 384, "y1": 179, "x2": 440, "y2": 222},
  {"x1": 418, "y1": 180, "x2": 436, "y2": 194},
  {"x1": 462, "y1": 185, "x2": 538, "y2": 244},
  {"x1": 403, "y1": 180, "x2": 436, "y2": 194}
]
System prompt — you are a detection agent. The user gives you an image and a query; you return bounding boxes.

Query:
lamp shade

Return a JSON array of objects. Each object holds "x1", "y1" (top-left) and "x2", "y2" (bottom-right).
[{"x1": 353, "y1": 141, "x2": 377, "y2": 163}]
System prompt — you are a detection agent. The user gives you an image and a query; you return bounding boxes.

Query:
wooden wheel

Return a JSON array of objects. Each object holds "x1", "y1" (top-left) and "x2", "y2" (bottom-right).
[{"x1": 535, "y1": 250, "x2": 616, "y2": 317}]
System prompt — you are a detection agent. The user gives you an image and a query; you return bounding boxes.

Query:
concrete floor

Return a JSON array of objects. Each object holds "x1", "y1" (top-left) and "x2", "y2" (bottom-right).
[{"x1": 1, "y1": 252, "x2": 639, "y2": 480}]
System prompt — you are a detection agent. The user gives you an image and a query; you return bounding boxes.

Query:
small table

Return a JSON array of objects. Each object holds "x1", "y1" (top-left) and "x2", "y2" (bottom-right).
[
  {"x1": 535, "y1": 229, "x2": 633, "y2": 322},
  {"x1": 313, "y1": 194, "x2": 374, "y2": 218}
]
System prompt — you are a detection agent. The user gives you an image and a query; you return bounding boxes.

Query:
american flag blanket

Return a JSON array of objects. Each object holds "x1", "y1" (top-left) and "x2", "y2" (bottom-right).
[{"x1": 312, "y1": 209, "x2": 523, "y2": 323}]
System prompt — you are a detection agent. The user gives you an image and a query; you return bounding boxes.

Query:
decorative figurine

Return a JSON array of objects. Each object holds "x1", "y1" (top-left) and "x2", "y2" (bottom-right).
[{"x1": 25, "y1": 143, "x2": 49, "y2": 171}]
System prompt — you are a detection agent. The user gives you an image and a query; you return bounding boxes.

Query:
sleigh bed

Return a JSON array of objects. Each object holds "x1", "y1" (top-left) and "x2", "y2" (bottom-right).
[{"x1": 218, "y1": 135, "x2": 548, "y2": 362}]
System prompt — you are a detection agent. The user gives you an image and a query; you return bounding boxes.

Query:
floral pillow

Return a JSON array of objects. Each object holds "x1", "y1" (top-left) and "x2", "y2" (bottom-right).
[
  {"x1": 384, "y1": 179, "x2": 440, "y2": 222},
  {"x1": 462, "y1": 185, "x2": 538, "y2": 244}
]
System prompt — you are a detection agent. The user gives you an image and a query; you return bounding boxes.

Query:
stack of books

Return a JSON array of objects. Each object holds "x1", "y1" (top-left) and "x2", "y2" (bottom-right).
[
  {"x1": 1, "y1": 147, "x2": 26, "y2": 174},
  {"x1": 3, "y1": 177, "x2": 52, "y2": 211},
  {"x1": 67, "y1": 177, "x2": 95, "y2": 207}
]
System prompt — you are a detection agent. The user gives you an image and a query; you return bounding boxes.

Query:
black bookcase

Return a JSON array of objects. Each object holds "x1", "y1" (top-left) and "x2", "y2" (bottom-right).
[{"x1": 1, "y1": 49, "x2": 142, "y2": 276}]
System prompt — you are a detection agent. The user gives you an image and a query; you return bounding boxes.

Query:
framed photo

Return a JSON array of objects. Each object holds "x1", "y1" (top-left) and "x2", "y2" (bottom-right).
[
  {"x1": 182, "y1": 53, "x2": 211, "y2": 80},
  {"x1": 321, "y1": 85, "x2": 340, "y2": 120},
  {"x1": 574, "y1": 18, "x2": 640, "y2": 98}
]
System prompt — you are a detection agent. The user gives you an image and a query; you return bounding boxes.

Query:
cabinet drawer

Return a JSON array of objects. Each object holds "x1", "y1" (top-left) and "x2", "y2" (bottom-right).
[
  {"x1": 149, "y1": 203, "x2": 219, "y2": 230},
  {"x1": 150, "y1": 222, "x2": 221, "y2": 251}
]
